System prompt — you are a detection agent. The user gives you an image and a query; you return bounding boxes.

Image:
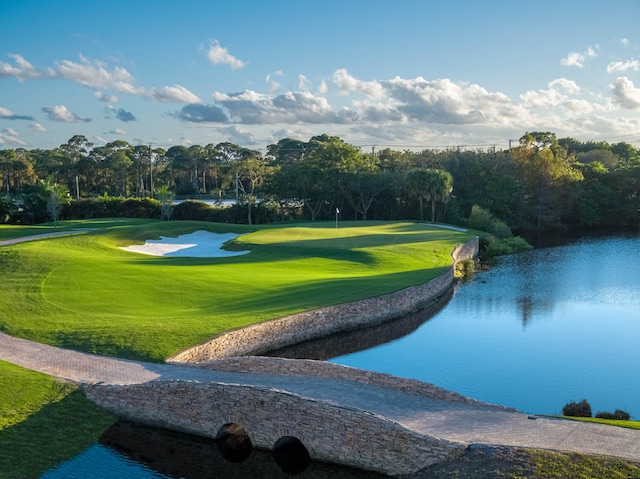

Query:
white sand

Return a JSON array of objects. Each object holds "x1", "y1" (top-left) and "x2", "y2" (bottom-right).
[{"x1": 120, "y1": 230, "x2": 250, "y2": 258}]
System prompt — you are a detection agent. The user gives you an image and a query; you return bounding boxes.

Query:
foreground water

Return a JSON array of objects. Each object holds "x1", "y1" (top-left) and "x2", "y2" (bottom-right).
[
  {"x1": 44, "y1": 233, "x2": 640, "y2": 476},
  {"x1": 331, "y1": 233, "x2": 640, "y2": 418}
]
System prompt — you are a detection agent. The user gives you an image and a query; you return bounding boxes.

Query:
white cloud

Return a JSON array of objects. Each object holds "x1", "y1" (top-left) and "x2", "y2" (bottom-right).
[
  {"x1": 54, "y1": 55, "x2": 139, "y2": 94},
  {"x1": 42, "y1": 105, "x2": 91, "y2": 123},
  {"x1": 611, "y1": 77, "x2": 640, "y2": 109},
  {"x1": 560, "y1": 46, "x2": 598, "y2": 68},
  {"x1": 621, "y1": 38, "x2": 630, "y2": 47},
  {"x1": 333, "y1": 69, "x2": 385, "y2": 98},
  {"x1": 318, "y1": 79, "x2": 328, "y2": 94},
  {"x1": 29, "y1": 122, "x2": 47, "y2": 132},
  {"x1": 607, "y1": 60, "x2": 640, "y2": 73},
  {"x1": 109, "y1": 128, "x2": 126, "y2": 135},
  {"x1": 0, "y1": 127, "x2": 26, "y2": 145},
  {"x1": 521, "y1": 78, "x2": 581, "y2": 108},
  {"x1": 218, "y1": 125, "x2": 259, "y2": 145},
  {"x1": 149, "y1": 85, "x2": 201, "y2": 103},
  {"x1": 0, "y1": 53, "x2": 44, "y2": 80},
  {"x1": 212, "y1": 89, "x2": 352, "y2": 124},
  {"x1": 0, "y1": 105, "x2": 35, "y2": 120},
  {"x1": 1, "y1": 53, "x2": 201, "y2": 105},
  {"x1": 95, "y1": 91, "x2": 119, "y2": 102},
  {"x1": 206, "y1": 40, "x2": 246, "y2": 70},
  {"x1": 298, "y1": 74, "x2": 311, "y2": 91}
]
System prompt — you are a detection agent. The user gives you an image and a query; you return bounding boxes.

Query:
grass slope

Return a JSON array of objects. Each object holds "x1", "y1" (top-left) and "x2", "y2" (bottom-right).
[
  {"x1": 0, "y1": 219, "x2": 473, "y2": 361},
  {"x1": 0, "y1": 361, "x2": 116, "y2": 479}
]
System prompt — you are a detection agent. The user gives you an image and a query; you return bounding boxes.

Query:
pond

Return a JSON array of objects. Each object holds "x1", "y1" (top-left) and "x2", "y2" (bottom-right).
[
  {"x1": 330, "y1": 232, "x2": 640, "y2": 419},
  {"x1": 44, "y1": 233, "x2": 640, "y2": 476}
]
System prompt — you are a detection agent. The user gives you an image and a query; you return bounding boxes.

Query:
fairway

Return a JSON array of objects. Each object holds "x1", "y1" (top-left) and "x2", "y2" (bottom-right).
[{"x1": 0, "y1": 219, "x2": 474, "y2": 362}]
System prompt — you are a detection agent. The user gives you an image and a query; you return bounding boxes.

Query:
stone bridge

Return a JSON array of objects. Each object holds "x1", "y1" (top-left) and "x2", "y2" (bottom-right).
[
  {"x1": 83, "y1": 357, "x2": 494, "y2": 475},
  {"x1": 3, "y1": 335, "x2": 640, "y2": 476}
]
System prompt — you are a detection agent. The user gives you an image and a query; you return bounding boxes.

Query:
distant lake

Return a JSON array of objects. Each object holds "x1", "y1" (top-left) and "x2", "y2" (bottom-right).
[{"x1": 331, "y1": 233, "x2": 640, "y2": 418}]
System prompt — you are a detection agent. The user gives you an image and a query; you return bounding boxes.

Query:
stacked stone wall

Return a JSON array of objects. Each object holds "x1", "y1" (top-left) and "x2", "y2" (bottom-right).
[
  {"x1": 169, "y1": 237, "x2": 479, "y2": 363},
  {"x1": 84, "y1": 380, "x2": 467, "y2": 475}
]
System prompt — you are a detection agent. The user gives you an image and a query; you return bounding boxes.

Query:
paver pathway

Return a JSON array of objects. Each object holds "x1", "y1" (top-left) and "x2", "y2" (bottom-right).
[{"x1": 1, "y1": 332, "x2": 639, "y2": 463}]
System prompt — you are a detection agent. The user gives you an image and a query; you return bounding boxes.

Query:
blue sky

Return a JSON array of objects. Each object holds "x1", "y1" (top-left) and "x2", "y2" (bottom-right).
[{"x1": 1, "y1": 0, "x2": 639, "y2": 152}]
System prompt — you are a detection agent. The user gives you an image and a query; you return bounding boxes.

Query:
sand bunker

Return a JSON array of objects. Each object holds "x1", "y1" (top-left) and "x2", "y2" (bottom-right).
[{"x1": 120, "y1": 230, "x2": 249, "y2": 258}]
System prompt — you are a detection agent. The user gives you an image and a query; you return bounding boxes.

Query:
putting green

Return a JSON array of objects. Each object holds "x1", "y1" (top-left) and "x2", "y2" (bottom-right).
[{"x1": 0, "y1": 219, "x2": 474, "y2": 362}]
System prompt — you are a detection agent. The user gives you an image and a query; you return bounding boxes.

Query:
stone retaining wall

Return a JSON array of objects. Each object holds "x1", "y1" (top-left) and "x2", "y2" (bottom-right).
[
  {"x1": 169, "y1": 237, "x2": 479, "y2": 363},
  {"x1": 84, "y1": 379, "x2": 467, "y2": 475}
]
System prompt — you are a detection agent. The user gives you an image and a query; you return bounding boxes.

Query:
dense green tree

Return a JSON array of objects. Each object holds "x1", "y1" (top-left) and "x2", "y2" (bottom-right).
[{"x1": 405, "y1": 168, "x2": 453, "y2": 222}]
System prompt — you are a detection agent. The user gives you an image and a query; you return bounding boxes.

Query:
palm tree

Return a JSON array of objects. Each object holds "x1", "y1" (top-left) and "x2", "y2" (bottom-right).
[{"x1": 405, "y1": 168, "x2": 453, "y2": 222}]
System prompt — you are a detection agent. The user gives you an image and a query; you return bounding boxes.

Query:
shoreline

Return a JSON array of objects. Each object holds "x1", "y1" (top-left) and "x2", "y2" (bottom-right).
[{"x1": 169, "y1": 237, "x2": 479, "y2": 363}]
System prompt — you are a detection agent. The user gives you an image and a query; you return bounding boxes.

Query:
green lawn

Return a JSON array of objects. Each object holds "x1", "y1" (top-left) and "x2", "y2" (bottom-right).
[
  {"x1": 0, "y1": 361, "x2": 116, "y2": 479},
  {"x1": 0, "y1": 219, "x2": 474, "y2": 362}
]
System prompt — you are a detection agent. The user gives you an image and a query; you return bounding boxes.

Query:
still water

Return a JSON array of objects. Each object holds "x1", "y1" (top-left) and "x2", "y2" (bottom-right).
[
  {"x1": 44, "y1": 233, "x2": 640, "y2": 476},
  {"x1": 331, "y1": 233, "x2": 640, "y2": 418}
]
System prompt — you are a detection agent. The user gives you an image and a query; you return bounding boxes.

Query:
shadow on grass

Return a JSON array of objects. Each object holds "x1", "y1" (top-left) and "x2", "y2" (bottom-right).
[{"x1": 0, "y1": 390, "x2": 116, "y2": 479}]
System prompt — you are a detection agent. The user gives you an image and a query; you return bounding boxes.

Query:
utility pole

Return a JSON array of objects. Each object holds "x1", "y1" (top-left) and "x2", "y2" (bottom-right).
[{"x1": 148, "y1": 144, "x2": 154, "y2": 198}]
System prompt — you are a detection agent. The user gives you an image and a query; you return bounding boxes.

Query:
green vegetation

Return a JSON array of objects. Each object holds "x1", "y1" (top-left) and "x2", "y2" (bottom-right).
[
  {"x1": 562, "y1": 399, "x2": 593, "y2": 417},
  {"x1": 0, "y1": 219, "x2": 473, "y2": 361},
  {"x1": 0, "y1": 361, "x2": 116, "y2": 479},
  {"x1": 423, "y1": 446, "x2": 640, "y2": 478},
  {"x1": 560, "y1": 416, "x2": 640, "y2": 430},
  {"x1": 1, "y1": 131, "x2": 639, "y2": 231}
]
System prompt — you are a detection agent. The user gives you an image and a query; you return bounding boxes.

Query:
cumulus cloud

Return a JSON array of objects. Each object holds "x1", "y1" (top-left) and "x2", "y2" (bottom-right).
[
  {"x1": 521, "y1": 78, "x2": 581, "y2": 108},
  {"x1": 106, "y1": 105, "x2": 136, "y2": 122},
  {"x1": 108, "y1": 128, "x2": 126, "y2": 135},
  {"x1": 376, "y1": 75, "x2": 524, "y2": 125},
  {"x1": 0, "y1": 53, "x2": 45, "y2": 80},
  {"x1": 607, "y1": 60, "x2": 640, "y2": 73},
  {"x1": 29, "y1": 122, "x2": 47, "y2": 132},
  {"x1": 175, "y1": 104, "x2": 229, "y2": 123},
  {"x1": 611, "y1": 77, "x2": 640, "y2": 109},
  {"x1": 0, "y1": 127, "x2": 26, "y2": 145},
  {"x1": 54, "y1": 54, "x2": 139, "y2": 93},
  {"x1": 333, "y1": 69, "x2": 386, "y2": 98},
  {"x1": 212, "y1": 89, "x2": 353, "y2": 124},
  {"x1": 206, "y1": 40, "x2": 246, "y2": 70},
  {"x1": 95, "y1": 91, "x2": 118, "y2": 102},
  {"x1": 218, "y1": 125, "x2": 259, "y2": 145},
  {"x1": 0, "y1": 106, "x2": 35, "y2": 120},
  {"x1": 561, "y1": 46, "x2": 598, "y2": 67},
  {"x1": 42, "y1": 105, "x2": 91, "y2": 123},
  {"x1": 149, "y1": 85, "x2": 201, "y2": 103},
  {"x1": 1, "y1": 53, "x2": 200, "y2": 104}
]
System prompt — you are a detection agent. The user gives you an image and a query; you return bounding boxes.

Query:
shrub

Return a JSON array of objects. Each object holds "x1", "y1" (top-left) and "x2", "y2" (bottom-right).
[
  {"x1": 562, "y1": 399, "x2": 592, "y2": 417},
  {"x1": 468, "y1": 205, "x2": 512, "y2": 239},
  {"x1": 595, "y1": 409, "x2": 631, "y2": 420}
]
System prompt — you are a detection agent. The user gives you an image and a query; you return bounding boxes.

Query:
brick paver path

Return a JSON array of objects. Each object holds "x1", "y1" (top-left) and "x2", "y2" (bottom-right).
[{"x1": 2, "y1": 332, "x2": 639, "y2": 462}]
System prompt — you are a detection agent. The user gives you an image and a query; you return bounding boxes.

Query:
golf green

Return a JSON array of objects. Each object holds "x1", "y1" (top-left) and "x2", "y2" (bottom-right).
[{"x1": 0, "y1": 219, "x2": 474, "y2": 362}]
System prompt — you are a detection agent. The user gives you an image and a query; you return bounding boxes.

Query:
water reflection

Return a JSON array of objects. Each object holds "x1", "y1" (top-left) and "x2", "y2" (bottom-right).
[
  {"x1": 44, "y1": 422, "x2": 389, "y2": 478},
  {"x1": 330, "y1": 233, "x2": 640, "y2": 418}
]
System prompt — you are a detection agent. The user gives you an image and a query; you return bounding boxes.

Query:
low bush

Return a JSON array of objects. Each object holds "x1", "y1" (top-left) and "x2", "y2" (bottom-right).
[
  {"x1": 562, "y1": 399, "x2": 592, "y2": 417},
  {"x1": 595, "y1": 409, "x2": 631, "y2": 420}
]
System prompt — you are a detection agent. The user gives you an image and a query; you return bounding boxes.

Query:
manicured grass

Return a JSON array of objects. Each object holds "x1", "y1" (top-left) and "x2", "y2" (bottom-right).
[
  {"x1": 558, "y1": 416, "x2": 640, "y2": 430},
  {"x1": 0, "y1": 361, "x2": 116, "y2": 479},
  {"x1": 0, "y1": 219, "x2": 474, "y2": 361}
]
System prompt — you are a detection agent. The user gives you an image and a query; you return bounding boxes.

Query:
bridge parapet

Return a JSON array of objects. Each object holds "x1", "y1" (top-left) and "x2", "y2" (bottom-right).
[
  {"x1": 84, "y1": 378, "x2": 467, "y2": 475},
  {"x1": 192, "y1": 356, "x2": 515, "y2": 412}
]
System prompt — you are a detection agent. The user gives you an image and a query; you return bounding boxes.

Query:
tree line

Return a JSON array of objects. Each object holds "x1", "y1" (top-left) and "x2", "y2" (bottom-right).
[{"x1": 0, "y1": 131, "x2": 638, "y2": 232}]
